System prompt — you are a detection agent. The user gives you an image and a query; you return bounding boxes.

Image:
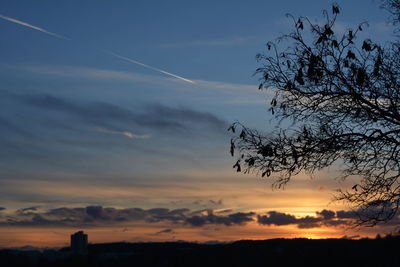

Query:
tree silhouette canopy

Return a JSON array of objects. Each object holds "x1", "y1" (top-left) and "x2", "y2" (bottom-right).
[{"x1": 230, "y1": 2, "x2": 400, "y2": 226}]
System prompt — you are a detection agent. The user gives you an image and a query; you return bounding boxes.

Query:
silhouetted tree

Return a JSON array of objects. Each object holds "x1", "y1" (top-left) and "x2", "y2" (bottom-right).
[
  {"x1": 230, "y1": 2, "x2": 400, "y2": 225},
  {"x1": 383, "y1": 0, "x2": 400, "y2": 28}
]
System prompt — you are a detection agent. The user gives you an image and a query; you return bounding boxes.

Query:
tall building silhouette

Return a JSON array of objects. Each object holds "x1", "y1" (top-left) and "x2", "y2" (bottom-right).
[{"x1": 70, "y1": 231, "x2": 88, "y2": 255}]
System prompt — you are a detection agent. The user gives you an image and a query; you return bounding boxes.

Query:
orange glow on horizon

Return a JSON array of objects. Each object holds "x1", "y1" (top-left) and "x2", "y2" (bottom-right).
[{"x1": 0, "y1": 222, "x2": 382, "y2": 248}]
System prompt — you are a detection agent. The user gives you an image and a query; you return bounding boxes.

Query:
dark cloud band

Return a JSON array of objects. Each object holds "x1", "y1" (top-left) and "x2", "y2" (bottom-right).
[
  {"x1": 21, "y1": 93, "x2": 227, "y2": 135},
  {"x1": 0, "y1": 206, "x2": 254, "y2": 228},
  {"x1": 2, "y1": 205, "x2": 393, "y2": 229}
]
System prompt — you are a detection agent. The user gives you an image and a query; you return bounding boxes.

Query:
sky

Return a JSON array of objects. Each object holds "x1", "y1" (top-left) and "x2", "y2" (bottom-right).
[{"x1": 0, "y1": 0, "x2": 398, "y2": 248}]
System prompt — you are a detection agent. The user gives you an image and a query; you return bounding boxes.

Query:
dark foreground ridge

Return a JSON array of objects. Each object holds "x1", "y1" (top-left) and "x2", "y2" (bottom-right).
[{"x1": 2, "y1": 237, "x2": 400, "y2": 267}]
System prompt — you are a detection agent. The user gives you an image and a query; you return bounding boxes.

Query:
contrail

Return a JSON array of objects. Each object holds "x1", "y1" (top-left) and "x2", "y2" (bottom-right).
[
  {"x1": 102, "y1": 50, "x2": 195, "y2": 84},
  {"x1": 0, "y1": 14, "x2": 195, "y2": 84},
  {"x1": 0, "y1": 14, "x2": 69, "y2": 40}
]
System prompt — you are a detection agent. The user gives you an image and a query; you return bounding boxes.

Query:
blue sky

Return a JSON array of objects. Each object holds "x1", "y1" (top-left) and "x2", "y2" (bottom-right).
[{"x1": 0, "y1": 0, "x2": 397, "y2": 246}]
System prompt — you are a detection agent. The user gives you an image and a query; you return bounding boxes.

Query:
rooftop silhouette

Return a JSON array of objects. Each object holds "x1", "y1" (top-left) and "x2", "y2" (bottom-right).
[{"x1": 70, "y1": 231, "x2": 88, "y2": 255}]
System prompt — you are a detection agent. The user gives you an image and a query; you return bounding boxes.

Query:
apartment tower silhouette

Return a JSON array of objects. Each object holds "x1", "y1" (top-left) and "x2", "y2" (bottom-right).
[{"x1": 70, "y1": 231, "x2": 88, "y2": 255}]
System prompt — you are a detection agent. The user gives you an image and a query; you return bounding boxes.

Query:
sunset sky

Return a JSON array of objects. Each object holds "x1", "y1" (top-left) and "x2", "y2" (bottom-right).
[{"x1": 0, "y1": 0, "x2": 398, "y2": 248}]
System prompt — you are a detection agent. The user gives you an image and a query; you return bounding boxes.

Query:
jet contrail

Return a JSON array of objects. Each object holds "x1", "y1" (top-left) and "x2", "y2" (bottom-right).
[
  {"x1": 0, "y1": 14, "x2": 195, "y2": 84},
  {"x1": 0, "y1": 14, "x2": 69, "y2": 40},
  {"x1": 102, "y1": 50, "x2": 195, "y2": 84}
]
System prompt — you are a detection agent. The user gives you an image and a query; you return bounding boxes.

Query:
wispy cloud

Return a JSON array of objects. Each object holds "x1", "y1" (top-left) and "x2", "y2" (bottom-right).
[
  {"x1": 0, "y1": 14, "x2": 69, "y2": 40},
  {"x1": 19, "y1": 93, "x2": 228, "y2": 134},
  {"x1": 18, "y1": 64, "x2": 161, "y2": 83},
  {"x1": 160, "y1": 36, "x2": 253, "y2": 48},
  {"x1": 193, "y1": 79, "x2": 255, "y2": 92},
  {"x1": 95, "y1": 127, "x2": 151, "y2": 139},
  {"x1": 15, "y1": 64, "x2": 260, "y2": 96},
  {"x1": 153, "y1": 228, "x2": 174, "y2": 235},
  {"x1": 0, "y1": 116, "x2": 32, "y2": 137}
]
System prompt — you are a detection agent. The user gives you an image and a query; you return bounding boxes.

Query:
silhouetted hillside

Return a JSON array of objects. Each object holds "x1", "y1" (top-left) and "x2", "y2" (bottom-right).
[{"x1": 2, "y1": 237, "x2": 400, "y2": 267}]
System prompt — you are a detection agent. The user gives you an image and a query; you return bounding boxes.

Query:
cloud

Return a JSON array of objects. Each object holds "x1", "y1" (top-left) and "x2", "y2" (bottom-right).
[
  {"x1": 216, "y1": 209, "x2": 233, "y2": 214},
  {"x1": 16, "y1": 64, "x2": 258, "y2": 95},
  {"x1": 193, "y1": 79, "x2": 256, "y2": 93},
  {"x1": 335, "y1": 204, "x2": 399, "y2": 224},
  {"x1": 85, "y1": 206, "x2": 106, "y2": 219},
  {"x1": 96, "y1": 128, "x2": 151, "y2": 139},
  {"x1": 159, "y1": 36, "x2": 252, "y2": 48},
  {"x1": 0, "y1": 116, "x2": 32, "y2": 138},
  {"x1": 0, "y1": 206, "x2": 254, "y2": 228},
  {"x1": 257, "y1": 211, "x2": 297, "y2": 226},
  {"x1": 185, "y1": 210, "x2": 255, "y2": 227},
  {"x1": 257, "y1": 209, "x2": 352, "y2": 229},
  {"x1": 9, "y1": 64, "x2": 265, "y2": 107},
  {"x1": 17, "y1": 207, "x2": 39, "y2": 213},
  {"x1": 154, "y1": 228, "x2": 174, "y2": 235},
  {"x1": 3, "y1": 206, "x2": 383, "y2": 229},
  {"x1": 209, "y1": 199, "x2": 223, "y2": 205},
  {"x1": 20, "y1": 93, "x2": 228, "y2": 135},
  {"x1": 20, "y1": 64, "x2": 160, "y2": 83},
  {"x1": 335, "y1": 210, "x2": 365, "y2": 220},
  {"x1": 317, "y1": 209, "x2": 335, "y2": 220},
  {"x1": 296, "y1": 216, "x2": 322, "y2": 229},
  {"x1": 138, "y1": 104, "x2": 228, "y2": 132}
]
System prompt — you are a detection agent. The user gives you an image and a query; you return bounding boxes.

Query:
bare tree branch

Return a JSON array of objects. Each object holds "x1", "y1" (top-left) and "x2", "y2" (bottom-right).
[{"x1": 230, "y1": 3, "x2": 400, "y2": 226}]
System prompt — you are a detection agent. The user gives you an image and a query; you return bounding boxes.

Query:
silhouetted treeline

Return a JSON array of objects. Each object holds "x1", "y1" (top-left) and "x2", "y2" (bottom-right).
[{"x1": 2, "y1": 236, "x2": 400, "y2": 267}]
